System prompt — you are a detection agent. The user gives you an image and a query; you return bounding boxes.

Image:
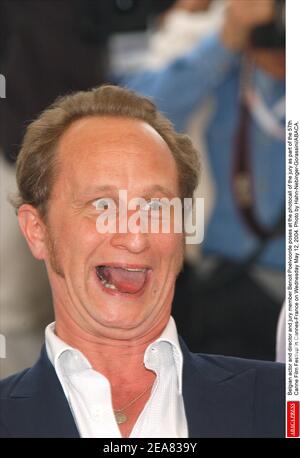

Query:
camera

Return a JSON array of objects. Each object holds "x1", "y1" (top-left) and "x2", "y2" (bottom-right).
[{"x1": 250, "y1": 0, "x2": 285, "y2": 49}]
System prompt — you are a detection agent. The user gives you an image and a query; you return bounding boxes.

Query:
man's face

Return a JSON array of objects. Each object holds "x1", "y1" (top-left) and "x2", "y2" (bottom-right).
[{"x1": 43, "y1": 116, "x2": 184, "y2": 340}]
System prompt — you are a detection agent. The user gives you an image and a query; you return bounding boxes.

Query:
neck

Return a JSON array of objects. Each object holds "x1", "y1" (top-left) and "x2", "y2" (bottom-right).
[{"x1": 54, "y1": 305, "x2": 170, "y2": 387}]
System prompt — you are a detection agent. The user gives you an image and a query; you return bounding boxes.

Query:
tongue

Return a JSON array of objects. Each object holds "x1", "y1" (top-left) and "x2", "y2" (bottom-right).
[{"x1": 102, "y1": 266, "x2": 147, "y2": 294}]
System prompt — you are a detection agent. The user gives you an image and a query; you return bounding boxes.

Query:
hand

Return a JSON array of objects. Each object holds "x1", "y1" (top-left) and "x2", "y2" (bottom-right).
[{"x1": 222, "y1": 0, "x2": 275, "y2": 51}]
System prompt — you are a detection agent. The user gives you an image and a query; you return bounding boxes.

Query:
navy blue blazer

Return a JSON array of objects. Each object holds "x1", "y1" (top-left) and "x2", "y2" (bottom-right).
[{"x1": 0, "y1": 339, "x2": 285, "y2": 438}]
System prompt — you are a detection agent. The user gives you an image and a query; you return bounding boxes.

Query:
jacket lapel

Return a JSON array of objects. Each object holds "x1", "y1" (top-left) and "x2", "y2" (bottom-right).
[
  {"x1": 4, "y1": 345, "x2": 79, "y2": 438},
  {"x1": 5, "y1": 339, "x2": 256, "y2": 438},
  {"x1": 180, "y1": 338, "x2": 256, "y2": 438}
]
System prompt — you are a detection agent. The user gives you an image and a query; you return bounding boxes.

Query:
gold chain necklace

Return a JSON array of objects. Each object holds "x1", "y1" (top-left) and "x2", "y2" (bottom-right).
[{"x1": 113, "y1": 382, "x2": 153, "y2": 425}]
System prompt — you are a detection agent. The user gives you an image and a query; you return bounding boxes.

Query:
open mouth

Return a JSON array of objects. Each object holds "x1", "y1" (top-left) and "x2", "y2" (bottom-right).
[{"x1": 95, "y1": 265, "x2": 150, "y2": 295}]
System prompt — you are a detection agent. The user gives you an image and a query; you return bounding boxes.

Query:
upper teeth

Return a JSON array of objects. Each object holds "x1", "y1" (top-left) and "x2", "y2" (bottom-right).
[{"x1": 124, "y1": 267, "x2": 146, "y2": 272}]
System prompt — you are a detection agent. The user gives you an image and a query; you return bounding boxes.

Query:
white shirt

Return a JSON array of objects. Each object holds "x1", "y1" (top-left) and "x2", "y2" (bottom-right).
[{"x1": 45, "y1": 317, "x2": 188, "y2": 438}]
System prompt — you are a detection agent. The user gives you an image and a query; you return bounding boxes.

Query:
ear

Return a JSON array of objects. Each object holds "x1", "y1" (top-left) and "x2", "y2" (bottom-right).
[{"x1": 18, "y1": 204, "x2": 48, "y2": 260}]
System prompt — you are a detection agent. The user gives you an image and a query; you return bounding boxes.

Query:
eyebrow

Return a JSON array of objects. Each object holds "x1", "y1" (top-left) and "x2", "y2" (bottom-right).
[{"x1": 75, "y1": 184, "x2": 178, "y2": 200}]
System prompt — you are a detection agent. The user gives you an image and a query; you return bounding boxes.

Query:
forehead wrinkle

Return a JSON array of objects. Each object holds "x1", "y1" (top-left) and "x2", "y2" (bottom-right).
[
  {"x1": 74, "y1": 183, "x2": 178, "y2": 200},
  {"x1": 60, "y1": 154, "x2": 179, "y2": 202}
]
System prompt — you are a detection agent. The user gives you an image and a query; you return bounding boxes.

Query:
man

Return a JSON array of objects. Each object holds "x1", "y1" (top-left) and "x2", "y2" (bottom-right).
[
  {"x1": 0, "y1": 85, "x2": 284, "y2": 438},
  {"x1": 121, "y1": 0, "x2": 286, "y2": 360}
]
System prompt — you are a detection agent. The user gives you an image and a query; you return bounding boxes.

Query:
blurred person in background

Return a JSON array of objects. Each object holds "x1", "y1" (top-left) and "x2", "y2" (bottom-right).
[
  {"x1": 120, "y1": 0, "x2": 285, "y2": 361},
  {"x1": 143, "y1": 0, "x2": 225, "y2": 70}
]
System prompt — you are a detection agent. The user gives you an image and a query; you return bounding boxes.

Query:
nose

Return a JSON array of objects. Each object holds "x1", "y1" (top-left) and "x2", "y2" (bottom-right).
[{"x1": 110, "y1": 211, "x2": 150, "y2": 254}]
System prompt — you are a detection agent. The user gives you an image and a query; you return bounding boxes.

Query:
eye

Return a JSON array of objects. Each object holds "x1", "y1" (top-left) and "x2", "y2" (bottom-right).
[{"x1": 92, "y1": 198, "x2": 112, "y2": 211}]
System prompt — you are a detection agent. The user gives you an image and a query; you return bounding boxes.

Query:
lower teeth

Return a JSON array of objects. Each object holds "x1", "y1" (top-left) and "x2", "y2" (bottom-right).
[{"x1": 101, "y1": 278, "x2": 116, "y2": 290}]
